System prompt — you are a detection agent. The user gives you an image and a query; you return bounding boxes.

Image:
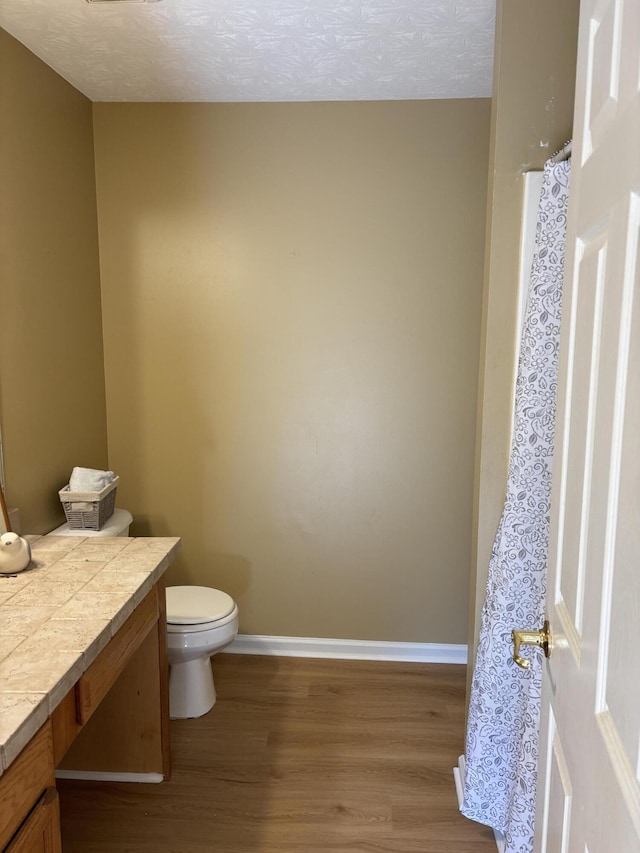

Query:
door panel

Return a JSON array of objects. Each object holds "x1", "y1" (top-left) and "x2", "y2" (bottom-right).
[{"x1": 534, "y1": 0, "x2": 640, "y2": 850}]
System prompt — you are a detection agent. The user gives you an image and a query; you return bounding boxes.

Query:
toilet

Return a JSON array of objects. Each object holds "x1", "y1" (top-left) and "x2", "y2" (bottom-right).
[{"x1": 165, "y1": 585, "x2": 239, "y2": 719}]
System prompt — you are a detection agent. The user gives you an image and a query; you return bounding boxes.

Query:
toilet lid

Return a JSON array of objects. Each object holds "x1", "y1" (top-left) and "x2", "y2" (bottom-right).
[{"x1": 166, "y1": 585, "x2": 235, "y2": 625}]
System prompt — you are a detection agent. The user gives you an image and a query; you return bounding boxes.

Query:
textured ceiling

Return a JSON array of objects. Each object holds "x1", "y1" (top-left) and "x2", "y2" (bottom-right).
[{"x1": 0, "y1": 0, "x2": 495, "y2": 102}]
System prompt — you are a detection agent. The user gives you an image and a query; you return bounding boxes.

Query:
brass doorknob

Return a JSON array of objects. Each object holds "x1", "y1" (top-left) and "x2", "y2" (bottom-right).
[{"x1": 511, "y1": 620, "x2": 552, "y2": 670}]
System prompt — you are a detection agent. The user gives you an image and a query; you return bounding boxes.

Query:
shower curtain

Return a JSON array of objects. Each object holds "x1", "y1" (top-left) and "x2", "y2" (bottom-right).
[{"x1": 462, "y1": 158, "x2": 571, "y2": 853}]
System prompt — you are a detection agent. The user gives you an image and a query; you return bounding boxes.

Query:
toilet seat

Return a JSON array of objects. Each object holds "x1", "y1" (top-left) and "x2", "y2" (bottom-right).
[
  {"x1": 166, "y1": 605, "x2": 239, "y2": 634},
  {"x1": 166, "y1": 585, "x2": 237, "y2": 634}
]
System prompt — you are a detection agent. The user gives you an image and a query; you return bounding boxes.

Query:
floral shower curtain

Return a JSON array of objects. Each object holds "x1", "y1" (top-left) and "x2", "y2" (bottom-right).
[{"x1": 462, "y1": 158, "x2": 571, "y2": 853}]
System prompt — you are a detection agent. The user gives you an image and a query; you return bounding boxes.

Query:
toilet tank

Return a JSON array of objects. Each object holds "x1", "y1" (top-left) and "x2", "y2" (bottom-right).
[{"x1": 49, "y1": 508, "x2": 133, "y2": 538}]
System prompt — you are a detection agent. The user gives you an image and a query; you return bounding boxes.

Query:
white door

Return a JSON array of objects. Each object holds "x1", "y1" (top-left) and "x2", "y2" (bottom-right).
[{"x1": 533, "y1": 0, "x2": 640, "y2": 850}]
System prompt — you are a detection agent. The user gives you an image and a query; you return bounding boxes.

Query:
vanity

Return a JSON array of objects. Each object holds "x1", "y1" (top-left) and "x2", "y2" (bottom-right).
[{"x1": 0, "y1": 534, "x2": 181, "y2": 852}]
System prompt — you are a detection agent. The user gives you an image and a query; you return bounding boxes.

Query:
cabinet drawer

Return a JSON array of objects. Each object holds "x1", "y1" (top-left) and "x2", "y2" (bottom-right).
[
  {"x1": 75, "y1": 586, "x2": 159, "y2": 725},
  {"x1": 0, "y1": 723, "x2": 54, "y2": 850}
]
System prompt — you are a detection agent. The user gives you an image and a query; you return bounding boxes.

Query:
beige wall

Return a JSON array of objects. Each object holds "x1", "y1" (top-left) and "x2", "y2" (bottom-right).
[
  {"x1": 94, "y1": 100, "x2": 490, "y2": 643},
  {"x1": 469, "y1": 0, "x2": 580, "y2": 667},
  {"x1": 0, "y1": 29, "x2": 108, "y2": 533}
]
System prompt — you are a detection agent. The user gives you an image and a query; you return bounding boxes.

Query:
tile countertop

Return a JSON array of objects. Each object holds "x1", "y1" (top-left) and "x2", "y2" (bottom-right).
[{"x1": 0, "y1": 534, "x2": 181, "y2": 777}]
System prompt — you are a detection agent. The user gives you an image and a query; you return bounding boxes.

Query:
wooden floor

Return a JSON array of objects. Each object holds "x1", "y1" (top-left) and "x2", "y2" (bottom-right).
[{"x1": 58, "y1": 654, "x2": 496, "y2": 852}]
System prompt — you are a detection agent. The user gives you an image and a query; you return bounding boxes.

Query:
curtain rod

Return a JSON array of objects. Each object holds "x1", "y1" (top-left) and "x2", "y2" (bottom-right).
[{"x1": 550, "y1": 139, "x2": 572, "y2": 163}]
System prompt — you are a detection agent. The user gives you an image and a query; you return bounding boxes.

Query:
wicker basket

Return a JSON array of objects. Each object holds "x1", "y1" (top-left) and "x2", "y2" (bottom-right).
[{"x1": 58, "y1": 476, "x2": 119, "y2": 531}]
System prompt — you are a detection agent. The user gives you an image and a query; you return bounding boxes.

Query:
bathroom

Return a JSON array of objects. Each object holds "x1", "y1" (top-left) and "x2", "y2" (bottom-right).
[{"x1": 0, "y1": 0, "x2": 612, "y2": 850}]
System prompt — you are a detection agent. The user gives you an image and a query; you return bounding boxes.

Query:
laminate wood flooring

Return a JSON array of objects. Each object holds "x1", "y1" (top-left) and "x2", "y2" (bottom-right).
[{"x1": 58, "y1": 654, "x2": 496, "y2": 852}]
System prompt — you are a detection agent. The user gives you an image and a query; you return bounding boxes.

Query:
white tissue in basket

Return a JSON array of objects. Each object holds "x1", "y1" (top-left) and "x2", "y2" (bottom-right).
[{"x1": 69, "y1": 467, "x2": 116, "y2": 492}]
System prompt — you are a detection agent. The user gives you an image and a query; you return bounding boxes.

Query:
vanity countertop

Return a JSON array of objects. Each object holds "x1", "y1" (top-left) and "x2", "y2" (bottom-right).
[{"x1": 0, "y1": 534, "x2": 181, "y2": 777}]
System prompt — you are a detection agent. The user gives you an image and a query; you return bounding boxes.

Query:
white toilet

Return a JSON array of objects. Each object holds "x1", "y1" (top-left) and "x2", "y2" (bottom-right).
[{"x1": 165, "y1": 585, "x2": 239, "y2": 719}]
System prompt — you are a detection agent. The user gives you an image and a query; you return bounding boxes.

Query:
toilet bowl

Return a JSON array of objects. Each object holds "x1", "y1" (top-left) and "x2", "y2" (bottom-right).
[{"x1": 166, "y1": 585, "x2": 239, "y2": 719}]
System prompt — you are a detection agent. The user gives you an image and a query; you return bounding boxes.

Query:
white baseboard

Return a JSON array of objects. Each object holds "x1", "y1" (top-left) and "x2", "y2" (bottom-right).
[
  {"x1": 454, "y1": 755, "x2": 505, "y2": 853},
  {"x1": 453, "y1": 754, "x2": 465, "y2": 805},
  {"x1": 225, "y1": 634, "x2": 467, "y2": 664},
  {"x1": 454, "y1": 754, "x2": 466, "y2": 808},
  {"x1": 55, "y1": 770, "x2": 163, "y2": 784}
]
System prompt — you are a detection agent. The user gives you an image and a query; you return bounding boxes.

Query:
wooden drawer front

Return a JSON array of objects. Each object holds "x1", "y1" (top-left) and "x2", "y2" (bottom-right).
[
  {"x1": 0, "y1": 724, "x2": 54, "y2": 850},
  {"x1": 76, "y1": 586, "x2": 159, "y2": 726},
  {"x1": 4, "y1": 788, "x2": 61, "y2": 853}
]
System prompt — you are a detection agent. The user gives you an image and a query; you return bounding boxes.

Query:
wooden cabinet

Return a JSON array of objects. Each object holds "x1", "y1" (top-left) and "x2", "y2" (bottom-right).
[
  {"x1": 1, "y1": 577, "x2": 170, "y2": 852},
  {"x1": 4, "y1": 789, "x2": 61, "y2": 853},
  {"x1": 0, "y1": 724, "x2": 56, "y2": 852}
]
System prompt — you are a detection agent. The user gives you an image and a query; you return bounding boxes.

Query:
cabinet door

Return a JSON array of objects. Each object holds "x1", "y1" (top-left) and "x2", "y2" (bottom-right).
[{"x1": 4, "y1": 788, "x2": 61, "y2": 853}]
